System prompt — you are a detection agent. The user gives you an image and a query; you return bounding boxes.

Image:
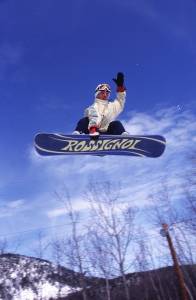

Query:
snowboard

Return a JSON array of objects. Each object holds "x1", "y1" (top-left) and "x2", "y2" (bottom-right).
[{"x1": 34, "y1": 133, "x2": 166, "y2": 158}]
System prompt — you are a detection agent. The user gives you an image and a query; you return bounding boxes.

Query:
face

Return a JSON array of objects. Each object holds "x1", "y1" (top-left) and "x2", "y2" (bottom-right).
[{"x1": 97, "y1": 90, "x2": 110, "y2": 100}]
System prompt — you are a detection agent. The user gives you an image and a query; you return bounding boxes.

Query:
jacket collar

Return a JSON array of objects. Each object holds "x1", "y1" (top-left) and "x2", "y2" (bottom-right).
[{"x1": 94, "y1": 98, "x2": 109, "y2": 105}]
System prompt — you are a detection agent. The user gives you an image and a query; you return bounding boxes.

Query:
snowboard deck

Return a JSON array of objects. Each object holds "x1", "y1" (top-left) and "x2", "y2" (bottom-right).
[{"x1": 34, "y1": 133, "x2": 166, "y2": 158}]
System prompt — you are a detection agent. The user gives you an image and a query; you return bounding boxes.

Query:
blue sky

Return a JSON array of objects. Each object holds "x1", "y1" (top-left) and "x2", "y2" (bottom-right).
[{"x1": 0, "y1": 0, "x2": 196, "y2": 263}]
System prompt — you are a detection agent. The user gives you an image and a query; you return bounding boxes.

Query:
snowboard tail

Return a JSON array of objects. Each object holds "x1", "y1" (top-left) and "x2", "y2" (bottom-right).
[{"x1": 34, "y1": 133, "x2": 166, "y2": 158}]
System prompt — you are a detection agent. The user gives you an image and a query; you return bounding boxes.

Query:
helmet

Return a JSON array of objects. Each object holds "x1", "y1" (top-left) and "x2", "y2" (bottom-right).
[
  {"x1": 95, "y1": 83, "x2": 111, "y2": 98},
  {"x1": 95, "y1": 83, "x2": 111, "y2": 93}
]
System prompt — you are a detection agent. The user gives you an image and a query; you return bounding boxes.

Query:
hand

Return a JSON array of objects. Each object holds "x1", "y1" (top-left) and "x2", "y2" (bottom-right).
[{"x1": 113, "y1": 72, "x2": 124, "y2": 87}]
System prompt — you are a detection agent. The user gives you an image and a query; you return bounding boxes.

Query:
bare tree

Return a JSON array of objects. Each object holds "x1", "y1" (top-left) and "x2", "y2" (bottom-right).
[
  {"x1": 172, "y1": 226, "x2": 196, "y2": 299},
  {"x1": 51, "y1": 238, "x2": 66, "y2": 298},
  {"x1": 85, "y1": 181, "x2": 137, "y2": 300},
  {"x1": 149, "y1": 180, "x2": 182, "y2": 227},
  {"x1": 86, "y1": 228, "x2": 113, "y2": 300},
  {"x1": 0, "y1": 238, "x2": 8, "y2": 254},
  {"x1": 148, "y1": 181, "x2": 194, "y2": 300},
  {"x1": 144, "y1": 238, "x2": 169, "y2": 300},
  {"x1": 180, "y1": 153, "x2": 196, "y2": 233},
  {"x1": 0, "y1": 236, "x2": 23, "y2": 255},
  {"x1": 133, "y1": 232, "x2": 169, "y2": 300},
  {"x1": 33, "y1": 230, "x2": 50, "y2": 259},
  {"x1": 134, "y1": 237, "x2": 150, "y2": 300},
  {"x1": 55, "y1": 190, "x2": 89, "y2": 300},
  {"x1": 182, "y1": 187, "x2": 196, "y2": 234}
]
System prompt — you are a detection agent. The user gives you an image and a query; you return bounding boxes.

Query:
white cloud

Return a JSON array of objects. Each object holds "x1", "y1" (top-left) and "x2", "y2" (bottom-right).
[
  {"x1": 0, "y1": 199, "x2": 26, "y2": 218},
  {"x1": 7, "y1": 199, "x2": 25, "y2": 209},
  {"x1": 47, "y1": 198, "x2": 90, "y2": 219},
  {"x1": 47, "y1": 207, "x2": 66, "y2": 218}
]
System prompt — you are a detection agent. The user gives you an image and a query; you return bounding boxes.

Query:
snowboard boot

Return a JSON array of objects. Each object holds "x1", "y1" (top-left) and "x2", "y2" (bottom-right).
[
  {"x1": 121, "y1": 131, "x2": 129, "y2": 136},
  {"x1": 72, "y1": 131, "x2": 85, "y2": 135}
]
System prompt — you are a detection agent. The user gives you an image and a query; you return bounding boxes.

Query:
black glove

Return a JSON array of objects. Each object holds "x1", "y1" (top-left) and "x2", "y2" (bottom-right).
[{"x1": 113, "y1": 72, "x2": 124, "y2": 87}]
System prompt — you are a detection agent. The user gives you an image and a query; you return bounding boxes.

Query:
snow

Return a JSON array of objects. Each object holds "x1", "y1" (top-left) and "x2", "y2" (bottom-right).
[
  {"x1": 10, "y1": 281, "x2": 76, "y2": 300},
  {"x1": 0, "y1": 254, "x2": 81, "y2": 300},
  {"x1": 15, "y1": 289, "x2": 35, "y2": 300},
  {"x1": 38, "y1": 281, "x2": 74, "y2": 299}
]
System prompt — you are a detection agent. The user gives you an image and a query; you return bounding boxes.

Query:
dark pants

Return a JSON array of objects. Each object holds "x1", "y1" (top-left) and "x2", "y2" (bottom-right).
[{"x1": 75, "y1": 117, "x2": 126, "y2": 135}]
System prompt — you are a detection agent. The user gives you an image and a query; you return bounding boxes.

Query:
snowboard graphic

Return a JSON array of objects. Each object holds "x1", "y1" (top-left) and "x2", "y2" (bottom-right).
[{"x1": 34, "y1": 133, "x2": 166, "y2": 158}]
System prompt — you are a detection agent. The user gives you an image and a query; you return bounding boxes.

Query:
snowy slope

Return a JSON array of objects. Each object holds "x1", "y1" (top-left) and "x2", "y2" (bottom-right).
[{"x1": 0, "y1": 253, "x2": 81, "y2": 300}]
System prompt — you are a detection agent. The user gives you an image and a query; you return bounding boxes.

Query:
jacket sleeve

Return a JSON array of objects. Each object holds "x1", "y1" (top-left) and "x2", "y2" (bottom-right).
[
  {"x1": 111, "y1": 91, "x2": 126, "y2": 117},
  {"x1": 84, "y1": 104, "x2": 102, "y2": 129}
]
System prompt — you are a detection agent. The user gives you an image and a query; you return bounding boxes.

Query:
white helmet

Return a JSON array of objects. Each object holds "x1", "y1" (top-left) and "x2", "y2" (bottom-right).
[{"x1": 95, "y1": 83, "x2": 111, "y2": 94}]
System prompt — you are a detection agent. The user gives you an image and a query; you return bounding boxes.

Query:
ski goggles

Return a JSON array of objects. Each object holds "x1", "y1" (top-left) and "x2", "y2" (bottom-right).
[{"x1": 95, "y1": 84, "x2": 111, "y2": 93}]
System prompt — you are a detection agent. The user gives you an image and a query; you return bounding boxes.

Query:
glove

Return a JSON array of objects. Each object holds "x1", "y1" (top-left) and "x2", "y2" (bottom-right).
[
  {"x1": 113, "y1": 72, "x2": 124, "y2": 87},
  {"x1": 113, "y1": 72, "x2": 126, "y2": 92}
]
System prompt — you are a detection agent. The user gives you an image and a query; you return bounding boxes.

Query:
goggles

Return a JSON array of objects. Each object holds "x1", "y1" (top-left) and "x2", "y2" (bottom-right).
[{"x1": 95, "y1": 84, "x2": 111, "y2": 93}]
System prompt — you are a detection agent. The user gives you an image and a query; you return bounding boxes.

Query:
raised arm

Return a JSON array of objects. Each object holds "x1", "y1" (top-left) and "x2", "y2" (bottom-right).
[{"x1": 112, "y1": 72, "x2": 126, "y2": 115}]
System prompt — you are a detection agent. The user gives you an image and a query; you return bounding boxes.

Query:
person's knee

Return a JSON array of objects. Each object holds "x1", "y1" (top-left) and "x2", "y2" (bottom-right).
[
  {"x1": 111, "y1": 120, "x2": 122, "y2": 126},
  {"x1": 78, "y1": 117, "x2": 88, "y2": 124}
]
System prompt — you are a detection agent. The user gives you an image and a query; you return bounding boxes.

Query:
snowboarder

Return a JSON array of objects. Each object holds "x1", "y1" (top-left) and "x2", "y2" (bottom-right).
[
  {"x1": 35, "y1": 72, "x2": 166, "y2": 157},
  {"x1": 72, "y1": 72, "x2": 129, "y2": 137}
]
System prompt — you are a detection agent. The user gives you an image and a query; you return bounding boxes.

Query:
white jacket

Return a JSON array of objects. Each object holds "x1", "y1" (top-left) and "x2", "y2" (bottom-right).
[{"x1": 84, "y1": 91, "x2": 126, "y2": 132}]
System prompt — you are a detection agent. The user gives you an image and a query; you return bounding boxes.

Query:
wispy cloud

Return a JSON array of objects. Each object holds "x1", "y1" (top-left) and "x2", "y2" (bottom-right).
[
  {"x1": 47, "y1": 198, "x2": 90, "y2": 219},
  {"x1": 0, "y1": 199, "x2": 26, "y2": 218}
]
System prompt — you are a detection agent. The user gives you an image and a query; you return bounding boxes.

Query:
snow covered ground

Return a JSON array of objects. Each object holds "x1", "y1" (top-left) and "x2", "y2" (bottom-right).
[
  {"x1": 0, "y1": 254, "x2": 81, "y2": 300},
  {"x1": 14, "y1": 282, "x2": 76, "y2": 300}
]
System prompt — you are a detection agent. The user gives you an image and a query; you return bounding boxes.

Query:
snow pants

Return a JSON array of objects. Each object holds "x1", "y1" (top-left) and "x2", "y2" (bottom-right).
[{"x1": 74, "y1": 117, "x2": 126, "y2": 135}]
